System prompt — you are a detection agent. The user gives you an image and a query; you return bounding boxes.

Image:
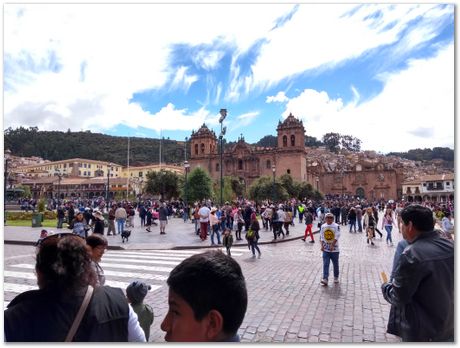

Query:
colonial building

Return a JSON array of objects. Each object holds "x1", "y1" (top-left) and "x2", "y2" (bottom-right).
[
  {"x1": 13, "y1": 159, "x2": 183, "y2": 199},
  {"x1": 15, "y1": 158, "x2": 123, "y2": 178},
  {"x1": 402, "y1": 174, "x2": 454, "y2": 203},
  {"x1": 189, "y1": 113, "x2": 404, "y2": 200}
]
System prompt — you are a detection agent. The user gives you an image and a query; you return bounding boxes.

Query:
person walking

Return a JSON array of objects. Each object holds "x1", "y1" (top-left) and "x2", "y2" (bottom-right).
[
  {"x1": 320, "y1": 213, "x2": 341, "y2": 286},
  {"x1": 356, "y1": 205, "x2": 363, "y2": 232},
  {"x1": 235, "y1": 208, "x2": 245, "y2": 241},
  {"x1": 158, "y1": 203, "x2": 168, "y2": 235},
  {"x1": 222, "y1": 228, "x2": 234, "y2": 257},
  {"x1": 381, "y1": 205, "x2": 454, "y2": 342},
  {"x1": 138, "y1": 205, "x2": 147, "y2": 227},
  {"x1": 145, "y1": 207, "x2": 153, "y2": 232},
  {"x1": 115, "y1": 203, "x2": 127, "y2": 235},
  {"x1": 348, "y1": 206, "x2": 357, "y2": 232},
  {"x1": 302, "y1": 210, "x2": 315, "y2": 243},
  {"x1": 381, "y1": 208, "x2": 396, "y2": 246},
  {"x1": 92, "y1": 210, "x2": 105, "y2": 235},
  {"x1": 441, "y1": 211, "x2": 454, "y2": 239},
  {"x1": 274, "y1": 205, "x2": 285, "y2": 239},
  {"x1": 297, "y1": 203, "x2": 305, "y2": 224},
  {"x1": 209, "y1": 208, "x2": 222, "y2": 245},
  {"x1": 56, "y1": 205, "x2": 65, "y2": 229},
  {"x1": 246, "y1": 212, "x2": 261, "y2": 258},
  {"x1": 363, "y1": 207, "x2": 376, "y2": 245},
  {"x1": 283, "y1": 207, "x2": 292, "y2": 235},
  {"x1": 372, "y1": 206, "x2": 383, "y2": 238},
  {"x1": 107, "y1": 205, "x2": 116, "y2": 236},
  {"x1": 198, "y1": 204, "x2": 211, "y2": 241}
]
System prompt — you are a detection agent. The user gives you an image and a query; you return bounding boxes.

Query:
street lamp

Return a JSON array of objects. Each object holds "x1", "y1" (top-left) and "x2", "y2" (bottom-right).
[
  {"x1": 184, "y1": 160, "x2": 190, "y2": 210},
  {"x1": 219, "y1": 108, "x2": 227, "y2": 206},
  {"x1": 54, "y1": 169, "x2": 64, "y2": 201},
  {"x1": 272, "y1": 164, "x2": 276, "y2": 203},
  {"x1": 106, "y1": 163, "x2": 113, "y2": 202},
  {"x1": 4, "y1": 158, "x2": 10, "y2": 224}
]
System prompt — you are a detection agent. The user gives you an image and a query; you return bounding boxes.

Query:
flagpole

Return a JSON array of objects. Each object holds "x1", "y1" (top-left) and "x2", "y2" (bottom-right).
[{"x1": 127, "y1": 137, "x2": 130, "y2": 199}]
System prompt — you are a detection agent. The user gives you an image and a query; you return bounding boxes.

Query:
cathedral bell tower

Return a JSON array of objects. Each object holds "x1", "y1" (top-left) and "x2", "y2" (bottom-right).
[
  {"x1": 276, "y1": 113, "x2": 306, "y2": 150},
  {"x1": 190, "y1": 124, "x2": 218, "y2": 159}
]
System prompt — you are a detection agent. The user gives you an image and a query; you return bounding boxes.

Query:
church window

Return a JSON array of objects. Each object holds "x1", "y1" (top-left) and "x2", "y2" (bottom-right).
[
  {"x1": 266, "y1": 160, "x2": 271, "y2": 169},
  {"x1": 201, "y1": 143, "x2": 205, "y2": 154},
  {"x1": 287, "y1": 169, "x2": 291, "y2": 174},
  {"x1": 291, "y1": 135, "x2": 295, "y2": 146},
  {"x1": 283, "y1": 135, "x2": 287, "y2": 147},
  {"x1": 195, "y1": 144, "x2": 198, "y2": 155},
  {"x1": 216, "y1": 163, "x2": 220, "y2": 172},
  {"x1": 238, "y1": 160, "x2": 243, "y2": 170}
]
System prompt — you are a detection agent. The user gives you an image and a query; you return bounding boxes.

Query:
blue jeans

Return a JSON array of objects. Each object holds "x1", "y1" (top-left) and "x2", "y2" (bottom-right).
[
  {"x1": 384, "y1": 225, "x2": 393, "y2": 243},
  {"x1": 349, "y1": 218, "x2": 356, "y2": 232},
  {"x1": 117, "y1": 218, "x2": 126, "y2": 234},
  {"x1": 322, "y1": 251, "x2": 339, "y2": 280},
  {"x1": 211, "y1": 225, "x2": 221, "y2": 245},
  {"x1": 357, "y1": 217, "x2": 363, "y2": 232},
  {"x1": 250, "y1": 240, "x2": 261, "y2": 256}
]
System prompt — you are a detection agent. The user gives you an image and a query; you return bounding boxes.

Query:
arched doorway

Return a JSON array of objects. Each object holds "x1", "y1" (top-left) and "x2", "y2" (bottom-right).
[{"x1": 356, "y1": 187, "x2": 365, "y2": 198}]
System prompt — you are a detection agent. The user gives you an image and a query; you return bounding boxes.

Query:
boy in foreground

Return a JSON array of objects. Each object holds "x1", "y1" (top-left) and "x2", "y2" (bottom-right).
[{"x1": 160, "y1": 250, "x2": 247, "y2": 342}]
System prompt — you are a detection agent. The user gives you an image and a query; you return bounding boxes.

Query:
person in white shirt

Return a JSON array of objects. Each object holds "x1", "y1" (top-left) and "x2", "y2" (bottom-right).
[
  {"x1": 441, "y1": 211, "x2": 454, "y2": 240},
  {"x1": 198, "y1": 205, "x2": 211, "y2": 241},
  {"x1": 320, "y1": 213, "x2": 341, "y2": 286}
]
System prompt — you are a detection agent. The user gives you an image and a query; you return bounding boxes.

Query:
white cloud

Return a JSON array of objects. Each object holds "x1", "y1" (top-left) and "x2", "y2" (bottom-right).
[
  {"x1": 170, "y1": 66, "x2": 199, "y2": 93},
  {"x1": 4, "y1": 3, "x2": 291, "y2": 133},
  {"x1": 266, "y1": 91, "x2": 289, "y2": 103},
  {"x1": 193, "y1": 50, "x2": 225, "y2": 71},
  {"x1": 3, "y1": 3, "x2": 453, "y2": 147},
  {"x1": 228, "y1": 111, "x2": 259, "y2": 132},
  {"x1": 248, "y1": 4, "x2": 452, "y2": 92},
  {"x1": 283, "y1": 43, "x2": 454, "y2": 153}
]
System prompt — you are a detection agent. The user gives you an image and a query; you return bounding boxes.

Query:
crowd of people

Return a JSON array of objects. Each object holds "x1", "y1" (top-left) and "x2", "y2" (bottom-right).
[{"x1": 5, "y1": 193, "x2": 455, "y2": 342}]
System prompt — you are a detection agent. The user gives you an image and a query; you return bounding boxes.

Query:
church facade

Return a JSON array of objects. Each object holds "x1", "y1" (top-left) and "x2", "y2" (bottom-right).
[{"x1": 188, "y1": 113, "x2": 403, "y2": 200}]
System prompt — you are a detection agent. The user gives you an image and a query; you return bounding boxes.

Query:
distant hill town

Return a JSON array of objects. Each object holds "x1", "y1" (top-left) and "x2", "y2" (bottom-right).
[{"x1": 4, "y1": 126, "x2": 453, "y2": 183}]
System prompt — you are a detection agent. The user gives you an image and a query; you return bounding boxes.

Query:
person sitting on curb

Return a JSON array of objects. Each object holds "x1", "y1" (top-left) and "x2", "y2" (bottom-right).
[{"x1": 160, "y1": 250, "x2": 247, "y2": 342}]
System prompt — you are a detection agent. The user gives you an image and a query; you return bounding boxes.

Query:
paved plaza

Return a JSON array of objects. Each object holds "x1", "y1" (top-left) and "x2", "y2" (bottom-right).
[{"x1": 4, "y1": 216, "x2": 402, "y2": 342}]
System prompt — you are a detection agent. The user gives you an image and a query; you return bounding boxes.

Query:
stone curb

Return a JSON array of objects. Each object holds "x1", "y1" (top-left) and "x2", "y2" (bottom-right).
[{"x1": 5, "y1": 230, "x2": 320, "y2": 251}]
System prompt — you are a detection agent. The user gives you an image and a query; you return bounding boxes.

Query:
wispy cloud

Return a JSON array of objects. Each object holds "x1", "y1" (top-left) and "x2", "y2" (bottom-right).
[
  {"x1": 228, "y1": 111, "x2": 259, "y2": 132},
  {"x1": 281, "y1": 42, "x2": 454, "y2": 152},
  {"x1": 266, "y1": 91, "x2": 289, "y2": 103}
]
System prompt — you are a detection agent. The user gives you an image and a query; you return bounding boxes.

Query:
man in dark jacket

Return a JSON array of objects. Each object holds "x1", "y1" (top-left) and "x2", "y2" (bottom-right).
[{"x1": 381, "y1": 204, "x2": 454, "y2": 342}]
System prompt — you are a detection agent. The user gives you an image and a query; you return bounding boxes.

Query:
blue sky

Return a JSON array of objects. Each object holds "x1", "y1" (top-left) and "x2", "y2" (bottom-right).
[{"x1": 3, "y1": 3, "x2": 455, "y2": 154}]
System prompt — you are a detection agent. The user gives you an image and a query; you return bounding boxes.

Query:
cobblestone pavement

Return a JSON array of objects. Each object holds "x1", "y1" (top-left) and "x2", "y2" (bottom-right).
[{"x1": 4, "y1": 220, "x2": 402, "y2": 343}]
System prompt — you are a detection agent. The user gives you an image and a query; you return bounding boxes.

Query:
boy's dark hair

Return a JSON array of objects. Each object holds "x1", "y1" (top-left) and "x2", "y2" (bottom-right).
[
  {"x1": 86, "y1": 234, "x2": 108, "y2": 248},
  {"x1": 167, "y1": 250, "x2": 247, "y2": 336},
  {"x1": 400, "y1": 204, "x2": 435, "y2": 232}
]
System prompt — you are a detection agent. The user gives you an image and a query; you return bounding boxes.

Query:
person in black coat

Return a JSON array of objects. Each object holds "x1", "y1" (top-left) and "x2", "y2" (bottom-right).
[{"x1": 92, "y1": 211, "x2": 105, "y2": 235}]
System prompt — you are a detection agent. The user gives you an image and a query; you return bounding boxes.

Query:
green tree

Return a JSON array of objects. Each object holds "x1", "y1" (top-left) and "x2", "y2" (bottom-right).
[
  {"x1": 305, "y1": 135, "x2": 323, "y2": 147},
  {"x1": 255, "y1": 135, "x2": 277, "y2": 147},
  {"x1": 322, "y1": 132, "x2": 341, "y2": 153},
  {"x1": 185, "y1": 167, "x2": 213, "y2": 203},
  {"x1": 16, "y1": 184, "x2": 31, "y2": 198},
  {"x1": 341, "y1": 134, "x2": 361, "y2": 152},
  {"x1": 279, "y1": 174, "x2": 299, "y2": 198},
  {"x1": 144, "y1": 170, "x2": 180, "y2": 200},
  {"x1": 248, "y1": 176, "x2": 288, "y2": 203}
]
